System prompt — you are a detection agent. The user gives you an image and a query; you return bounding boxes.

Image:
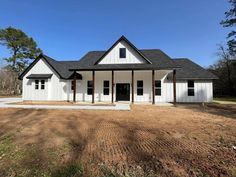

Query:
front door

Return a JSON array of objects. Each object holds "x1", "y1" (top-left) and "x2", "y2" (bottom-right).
[{"x1": 116, "y1": 83, "x2": 130, "y2": 101}]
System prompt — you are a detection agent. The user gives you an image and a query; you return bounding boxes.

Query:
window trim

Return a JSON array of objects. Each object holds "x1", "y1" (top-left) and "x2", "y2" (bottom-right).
[
  {"x1": 41, "y1": 80, "x2": 45, "y2": 90},
  {"x1": 137, "y1": 80, "x2": 143, "y2": 96},
  {"x1": 119, "y1": 48, "x2": 126, "y2": 58},
  {"x1": 187, "y1": 80, "x2": 195, "y2": 96},
  {"x1": 155, "y1": 80, "x2": 161, "y2": 96},
  {"x1": 87, "y1": 80, "x2": 93, "y2": 95},
  {"x1": 35, "y1": 80, "x2": 39, "y2": 90},
  {"x1": 103, "y1": 80, "x2": 110, "y2": 95}
]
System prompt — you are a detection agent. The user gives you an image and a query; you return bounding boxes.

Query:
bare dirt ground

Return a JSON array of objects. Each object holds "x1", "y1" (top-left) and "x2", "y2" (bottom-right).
[{"x1": 0, "y1": 104, "x2": 236, "y2": 177}]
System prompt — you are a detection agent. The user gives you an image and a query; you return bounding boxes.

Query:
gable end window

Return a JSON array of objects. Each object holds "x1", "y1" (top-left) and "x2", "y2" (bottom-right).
[
  {"x1": 188, "y1": 80, "x2": 194, "y2": 96},
  {"x1": 35, "y1": 80, "x2": 39, "y2": 90},
  {"x1": 119, "y1": 48, "x2": 126, "y2": 58},
  {"x1": 87, "y1": 81, "x2": 93, "y2": 95},
  {"x1": 103, "y1": 80, "x2": 109, "y2": 95},
  {"x1": 41, "y1": 80, "x2": 45, "y2": 90},
  {"x1": 155, "y1": 80, "x2": 161, "y2": 96},
  {"x1": 137, "y1": 80, "x2": 143, "y2": 96}
]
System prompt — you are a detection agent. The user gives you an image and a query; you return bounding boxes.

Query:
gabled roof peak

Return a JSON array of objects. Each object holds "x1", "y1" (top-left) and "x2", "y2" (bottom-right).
[{"x1": 94, "y1": 35, "x2": 152, "y2": 65}]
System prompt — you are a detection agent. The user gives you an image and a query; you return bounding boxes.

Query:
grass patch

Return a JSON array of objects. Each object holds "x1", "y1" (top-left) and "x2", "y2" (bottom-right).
[
  {"x1": 51, "y1": 163, "x2": 83, "y2": 177},
  {"x1": 0, "y1": 95, "x2": 21, "y2": 98},
  {"x1": 0, "y1": 133, "x2": 14, "y2": 157},
  {"x1": 214, "y1": 97, "x2": 236, "y2": 102}
]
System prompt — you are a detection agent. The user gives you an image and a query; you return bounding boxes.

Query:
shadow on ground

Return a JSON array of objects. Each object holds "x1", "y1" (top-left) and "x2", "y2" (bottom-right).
[{"x1": 0, "y1": 105, "x2": 235, "y2": 177}]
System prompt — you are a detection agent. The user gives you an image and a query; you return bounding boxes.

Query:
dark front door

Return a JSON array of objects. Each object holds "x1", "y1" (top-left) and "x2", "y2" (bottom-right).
[{"x1": 116, "y1": 83, "x2": 130, "y2": 101}]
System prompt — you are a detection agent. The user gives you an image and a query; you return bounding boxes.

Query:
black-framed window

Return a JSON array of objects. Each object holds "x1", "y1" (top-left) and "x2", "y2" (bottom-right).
[
  {"x1": 71, "y1": 81, "x2": 75, "y2": 90},
  {"x1": 137, "y1": 80, "x2": 143, "y2": 95},
  {"x1": 41, "y1": 80, "x2": 45, "y2": 90},
  {"x1": 103, "y1": 80, "x2": 109, "y2": 95},
  {"x1": 35, "y1": 80, "x2": 39, "y2": 90},
  {"x1": 119, "y1": 48, "x2": 126, "y2": 58},
  {"x1": 87, "y1": 81, "x2": 93, "y2": 95},
  {"x1": 188, "y1": 80, "x2": 194, "y2": 96},
  {"x1": 155, "y1": 80, "x2": 161, "y2": 96}
]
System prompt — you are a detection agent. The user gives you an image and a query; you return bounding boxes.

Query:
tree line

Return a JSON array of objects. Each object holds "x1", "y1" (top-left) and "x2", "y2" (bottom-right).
[
  {"x1": 209, "y1": 0, "x2": 236, "y2": 96},
  {"x1": 0, "y1": 0, "x2": 235, "y2": 96}
]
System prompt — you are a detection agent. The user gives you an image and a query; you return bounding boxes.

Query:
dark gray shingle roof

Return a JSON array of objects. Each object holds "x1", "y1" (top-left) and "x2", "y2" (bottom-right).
[
  {"x1": 19, "y1": 54, "x2": 78, "y2": 80},
  {"x1": 169, "y1": 58, "x2": 218, "y2": 80},
  {"x1": 19, "y1": 53, "x2": 217, "y2": 80},
  {"x1": 69, "y1": 49, "x2": 179, "y2": 70}
]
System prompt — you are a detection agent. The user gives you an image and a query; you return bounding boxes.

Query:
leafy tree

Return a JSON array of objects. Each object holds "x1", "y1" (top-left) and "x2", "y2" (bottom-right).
[
  {"x1": 0, "y1": 27, "x2": 42, "y2": 72},
  {"x1": 221, "y1": 0, "x2": 236, "y2": 55}
]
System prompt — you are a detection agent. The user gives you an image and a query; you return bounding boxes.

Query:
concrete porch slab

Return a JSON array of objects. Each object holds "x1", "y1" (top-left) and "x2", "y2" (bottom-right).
[
  {"x1": 0, "y1": 98, "x2": 130, "y2": 111},
  {"x1": 155, "y1": 103, "x2": 174, "y2": 106}
]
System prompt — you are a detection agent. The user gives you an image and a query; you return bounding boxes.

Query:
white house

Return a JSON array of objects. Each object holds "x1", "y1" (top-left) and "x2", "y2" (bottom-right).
[{"x1": 19, "y1": 36, "x2": 217, "y2": 104}]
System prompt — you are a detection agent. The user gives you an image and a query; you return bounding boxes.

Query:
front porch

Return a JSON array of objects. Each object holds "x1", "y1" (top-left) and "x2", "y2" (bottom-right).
[{"x1": 70, "y1": 69, "x2": 177, "y2": 104}]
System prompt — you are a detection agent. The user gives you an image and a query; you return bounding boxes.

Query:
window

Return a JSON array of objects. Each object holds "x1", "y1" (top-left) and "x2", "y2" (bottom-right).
[
  {"x1": 87, "y1": 81, "x2": 93, "y2": 95},
  {"x1": 119, "y1": 48, "x2": 126, "y2": 58},
  {"x1": 71, "y1": 81, "x2": 75, "y2": 90},
  {"x1": 155, "y1": 80, "x2": 161, "y2": 96},
  {"x1": 41, "y1": 80, "x2": 45, "y2": 90},
  {"x1": 103, "y1": 80, "x2": 109, "y2": 95},
  {"x1": 188, "y1": 80, "x2": 194, "y2": 96},
  {"x1": 35, "y1": 80, "x2": 39, "y2": 90},
  {"x1": 137, "y1": 80, "x2": 143, "y2": 95}
]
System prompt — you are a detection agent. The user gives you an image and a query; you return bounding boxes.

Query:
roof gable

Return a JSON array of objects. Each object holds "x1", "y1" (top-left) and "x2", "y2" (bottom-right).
[
  {"x1": 95, "y1": 36, "x2": 152, "y2": 65},
  {"x1": 18, "y1": 54, "x2": 75, "y2": 80},
  {"x1": 71, "y1": 49, "x2": 177, "y2": 71}
]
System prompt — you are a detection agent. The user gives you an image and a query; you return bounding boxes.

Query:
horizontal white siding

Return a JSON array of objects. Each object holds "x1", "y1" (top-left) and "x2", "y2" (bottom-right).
[{"x1": 99, "y1": 40, "x2": 146, "y2": 64}]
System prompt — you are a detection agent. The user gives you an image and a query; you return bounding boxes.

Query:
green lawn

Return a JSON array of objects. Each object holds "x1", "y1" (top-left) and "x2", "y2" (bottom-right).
[{"x1": 214, "y1": 97, "x2": 236, "y2": 102}]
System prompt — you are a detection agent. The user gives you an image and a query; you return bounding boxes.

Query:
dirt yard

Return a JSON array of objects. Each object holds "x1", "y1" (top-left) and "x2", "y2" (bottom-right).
[{"x1": 0, "y1": 104, "x2": 236, "y2": 177}]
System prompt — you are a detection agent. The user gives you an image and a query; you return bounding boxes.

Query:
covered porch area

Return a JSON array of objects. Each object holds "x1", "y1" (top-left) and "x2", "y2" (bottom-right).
[{"x1": 69, "y1": 69, "x2": 177, "y2": 104}]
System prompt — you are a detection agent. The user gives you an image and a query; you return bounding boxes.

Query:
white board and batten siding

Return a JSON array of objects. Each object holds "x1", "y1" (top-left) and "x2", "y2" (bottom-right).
[
  {"x1": 154, "y1": 73, "x2": 213, "y2": 103},
  {"x1": 22, "y1": 59, "x2": 68, "y2": 101},
  {"x1": 175, "y1": 80, "x2": 213, "y2": 102},
  {"x1": 22, "y1": 59, "x2": 213, "y2": 103},
  {"x1": 67, "y1": 70, "x2": 213, "y2": 103},
  {"x1": 22, "y1": 44, "x2": 213, "y2": 103},
  {"x1": 98, "y1": 40, "x2": 147, "y2": 64}
]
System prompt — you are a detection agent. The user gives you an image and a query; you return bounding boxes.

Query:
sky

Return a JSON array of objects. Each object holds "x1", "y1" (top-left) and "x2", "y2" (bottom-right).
[{"x1": 0, "y1": 0, "x2": 231, "y2": 68}]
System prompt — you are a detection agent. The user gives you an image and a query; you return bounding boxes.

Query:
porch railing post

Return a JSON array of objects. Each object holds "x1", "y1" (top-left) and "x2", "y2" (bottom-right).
[
  {"x1": 73, "y1": 71, "x2": 76, "y2": 102},
  {"x1": 152, "y1": 70, "x2": 155, "y2": 104},
  {"x1": 173, "y1": 69, "x2": 176, "y2": 105},
  {"x1": 92, "y1": 70, "x2": 95, "y2": 104},
  {"x1": 132, "y1": 70, "x2": 134, "y2": 103},
  {"x1": 112, "y1": 70, "x2": 114, "y2": 103}
]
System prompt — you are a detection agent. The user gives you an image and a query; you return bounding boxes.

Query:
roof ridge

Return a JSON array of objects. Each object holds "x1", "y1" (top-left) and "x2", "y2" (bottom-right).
[
  {"x1": 139, "y1": 49, "x2": 161, "y2": 51},
  {"x1": 89, "y1": 50, "x2": 106, "y2": 52},
  {"x1": 173, "y1": 58, "x2": 190, "y2": 60},
  {"x1": 59, "y1": 60, "x2": 79, "y2": 62},
  {"x1": 41, "y1": 54, "x2": 57, "y2": 61}
]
